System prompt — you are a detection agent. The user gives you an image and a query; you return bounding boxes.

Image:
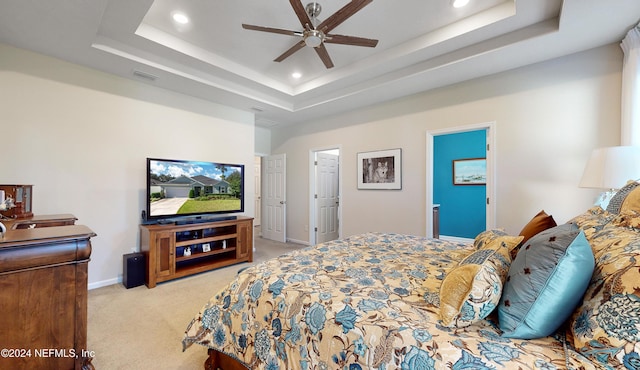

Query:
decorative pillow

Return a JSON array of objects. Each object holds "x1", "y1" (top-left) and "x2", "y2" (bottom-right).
[
  {"x1": 621, "y1": 184, "x2": 640, "y2": 213},
  {"x1": 567, "y1": 206, "x2": 615, "y2": 240},
  {"x1": 512, "y1": 210, "x2": 557, "y2": 259},
  {"x1": 498, "y1": 223, "x2": 594, "y2": 339},
  {"x1": 518, "y1": 210, "x2": 557, "y2": 244},
  {"x1": 569, "y1": 222, "x2": 640, "y2": 364},
  {"x1": 439, "y1": 231, "x2": 523, "y2": 328},
  {"x1": 609, "y1": 209, "x2": 640, "y2": 229},
  {"x1": 473, "y1": 229, "x2": 514, "y2": 250},
  {"x1": 607, "y1": 181, "x2": 640, "y2": 214}
]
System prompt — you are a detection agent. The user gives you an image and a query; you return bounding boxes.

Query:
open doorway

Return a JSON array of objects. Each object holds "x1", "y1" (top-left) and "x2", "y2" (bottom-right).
[
  {"x1": 309, "y1": 147, "x2": 342, "y2": 245},
  {"x1": 426, "y1": 123, "x2": 496, "y2": 240}
]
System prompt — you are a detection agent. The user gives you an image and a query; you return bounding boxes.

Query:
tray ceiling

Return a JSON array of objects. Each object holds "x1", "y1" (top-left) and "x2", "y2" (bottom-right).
[{"x1": 1, "y1": 0, "x2": 639, "y2": 128}]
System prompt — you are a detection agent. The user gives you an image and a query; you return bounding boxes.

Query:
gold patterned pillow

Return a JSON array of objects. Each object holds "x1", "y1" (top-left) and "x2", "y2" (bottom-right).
[
  {"x1": 567, "y1": 206, "x2": 615, "y2": 240},
  {"x1": 439, "y1": 230, "x2": 523, "y2": 328},
  {"x1": 609, "y1": 209, "x2": 640, "y2": 229},
  {"x1": 569, "y1": 222, "x2": 640, "y2": 366},
  {"x1": 621, "y1": 184, "x2": 640, "y2": 214},
  {"x1": 473, "y1": 229, "x2": 514, "y2": 249},
  {"x1": 607, "y1": 181, "x2": 640, "y2": 214}
]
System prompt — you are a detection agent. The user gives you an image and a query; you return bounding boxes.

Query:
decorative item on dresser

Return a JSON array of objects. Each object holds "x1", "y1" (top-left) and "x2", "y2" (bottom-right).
[
  {"x1": 0, "y1": 215, "x2": 96, "y2": 369},
  {"x1": 0, "y1": 185, "x2": 33, "y2": 219}
]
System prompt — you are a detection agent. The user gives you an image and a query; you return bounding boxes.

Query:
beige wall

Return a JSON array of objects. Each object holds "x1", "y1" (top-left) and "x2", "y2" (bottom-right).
[
  {"x1": 0, "y1": 40, "x2": 623, "y2": 285},
  {"x1": 0, "y1": 43, "x2": 255, "y2": 287},
  {"x1": 272, "y1": 44, "x2": 622, "y2": 243},
  {"x1": 255, "y1": 126, "x2": 271, "y2": 155}
]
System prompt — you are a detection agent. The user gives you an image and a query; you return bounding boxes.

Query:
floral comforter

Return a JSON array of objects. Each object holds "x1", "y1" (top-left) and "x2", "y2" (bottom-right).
[{"x1": 183, "y1": 232, "x2": 597, "y2": 369}]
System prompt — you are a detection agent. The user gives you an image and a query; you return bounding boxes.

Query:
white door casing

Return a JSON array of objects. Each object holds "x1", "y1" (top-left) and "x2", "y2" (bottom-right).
[{"x1": 254, "y1": 156, "x2": 261, "y2": 227}]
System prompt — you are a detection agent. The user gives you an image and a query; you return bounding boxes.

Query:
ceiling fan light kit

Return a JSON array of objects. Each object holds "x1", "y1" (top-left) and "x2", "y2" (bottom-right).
[
  {"x1": 242, "y1": 0, "x2": 378, "y2": 69},
  {"x1": 304, "y1": 29, "x2": 324, "y2": 47}
]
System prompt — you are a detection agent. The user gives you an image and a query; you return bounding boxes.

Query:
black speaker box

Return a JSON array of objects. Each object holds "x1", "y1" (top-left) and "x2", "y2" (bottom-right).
[{"x1": 123, "y1": 252, "x2": 145, "y2": 289}]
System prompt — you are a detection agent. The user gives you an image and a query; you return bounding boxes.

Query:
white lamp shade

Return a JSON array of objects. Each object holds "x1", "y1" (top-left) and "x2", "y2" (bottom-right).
[{"x1": 579, "y1": 146, "x2": 640, "y2": 189}]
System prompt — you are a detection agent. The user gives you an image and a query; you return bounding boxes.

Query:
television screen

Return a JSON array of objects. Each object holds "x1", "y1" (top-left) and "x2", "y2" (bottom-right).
[{"x1": 146, "y1": 158, "x2": 244, "y2": 221}]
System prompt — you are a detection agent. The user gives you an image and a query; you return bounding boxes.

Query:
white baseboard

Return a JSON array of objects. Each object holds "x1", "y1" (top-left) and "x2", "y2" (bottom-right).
[
  {"x1": 286, "y1": 238, "x2": 310, "y2": 246},
  {"x1": 88, "y1": 276, "x2": 121, "y2": 290},
  {"x1": 439, "y1": 235, "x2": 474, "y2": 244}
]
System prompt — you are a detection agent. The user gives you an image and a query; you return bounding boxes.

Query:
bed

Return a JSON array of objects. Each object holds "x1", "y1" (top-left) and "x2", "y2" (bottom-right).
[{"x1": 183, "y1": 182, "x2": 640, "y2": 369}]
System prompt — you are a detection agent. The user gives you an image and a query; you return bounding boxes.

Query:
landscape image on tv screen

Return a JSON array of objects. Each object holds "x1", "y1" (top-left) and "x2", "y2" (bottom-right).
[{"x1": 148, "y1": 158, "x2": 244, "y2": 218}]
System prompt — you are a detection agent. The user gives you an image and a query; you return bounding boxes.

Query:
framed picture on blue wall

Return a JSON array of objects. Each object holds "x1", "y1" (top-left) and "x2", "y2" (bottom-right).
[
  {"x1": 453, "y1": 158, "x2": 486, "y2": 185},
  {"x1": 357, "y1": 148, "x2": 402, "y2": 190}
]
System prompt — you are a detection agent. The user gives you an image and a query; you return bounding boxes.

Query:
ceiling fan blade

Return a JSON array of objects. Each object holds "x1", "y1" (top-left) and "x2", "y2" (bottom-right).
[
  {"x1": 289, "y1": 0, "x2": 313, "y2": 29},
  {"x1": 314, "y1": 44, "x2": 334, "y2": 69},
  {"x1": 325, "y1": 34, "x2": 378, "y2": 48},
  {"x1": 274, "y1": 40, "x2": 306, "y2": 62},
  {"x1": 318, "y1": 0, "x2": 372, "y2": 33},
  {"x1": 242, "y1": 24, "x2": 302, "y2": 37}
]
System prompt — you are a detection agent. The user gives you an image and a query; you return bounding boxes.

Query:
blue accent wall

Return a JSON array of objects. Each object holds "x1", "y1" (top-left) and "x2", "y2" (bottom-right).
[{"x1": 434, "y1": 130, "x2": 486, "y2": 238}]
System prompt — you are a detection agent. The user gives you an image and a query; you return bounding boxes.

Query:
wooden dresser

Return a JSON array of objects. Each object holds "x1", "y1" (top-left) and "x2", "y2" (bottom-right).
[
  {"x1": 4, "y1": 213, "x2": 78, "y2": 230},
  {"x1": 0, "y1": 216, "x2": 96, "y2": 370}
]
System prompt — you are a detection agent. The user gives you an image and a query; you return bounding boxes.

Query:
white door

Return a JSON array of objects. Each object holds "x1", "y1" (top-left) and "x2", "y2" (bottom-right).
[
  {"x1": 316, "y1": 153, "x2": 339, "y2": 243},
  {"x1": 254, "y1": 156, "x2": 261, "y2": 227},
  {"x1": 263, "y1": 154, "x2": 286, "y2": 242}
]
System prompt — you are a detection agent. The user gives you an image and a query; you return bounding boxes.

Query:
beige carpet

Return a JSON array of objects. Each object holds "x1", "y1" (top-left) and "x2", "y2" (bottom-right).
[{"x1": 87, "y1": 234, "x2": 306, "y2": 369}]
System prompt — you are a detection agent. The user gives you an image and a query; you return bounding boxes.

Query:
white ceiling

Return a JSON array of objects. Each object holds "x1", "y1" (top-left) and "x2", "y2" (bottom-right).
[{"x1": 1, "y1": 0, "x2": 639, "y2": 128}]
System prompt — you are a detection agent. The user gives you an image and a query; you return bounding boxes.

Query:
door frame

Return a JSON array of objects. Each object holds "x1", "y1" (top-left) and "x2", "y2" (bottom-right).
[
  {"x1": 253, "y1": 155, "x2": 262, "y2": 228},
  {"x1": 309, "y1": 145, "x2": 342, "y2": 246},
  {"x1": 426, "y1": 122, "x2": 496, "y2": 238}
]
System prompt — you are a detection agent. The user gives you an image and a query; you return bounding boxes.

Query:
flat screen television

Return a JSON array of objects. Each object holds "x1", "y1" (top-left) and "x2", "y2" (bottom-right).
[{"x1": 146, "y1": 157, "x2": 245, "y2": 223}]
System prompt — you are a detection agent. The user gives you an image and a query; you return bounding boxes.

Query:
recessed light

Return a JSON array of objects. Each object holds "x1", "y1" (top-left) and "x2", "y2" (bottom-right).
[
  {"x1": 292, "y1": 72, "x2": 302, "y2": 79},
  {"x1": 452, "y1": 0, "x2": 470, "y2": 8},
  {"x1": 172, "y1": 12, "x2": 190, "y2": 24}
]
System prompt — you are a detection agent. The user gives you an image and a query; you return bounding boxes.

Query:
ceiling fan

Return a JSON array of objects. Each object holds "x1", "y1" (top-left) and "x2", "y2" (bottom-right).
[{"x1": 242, "y1": 0, "x2": 378, "y2": 69}]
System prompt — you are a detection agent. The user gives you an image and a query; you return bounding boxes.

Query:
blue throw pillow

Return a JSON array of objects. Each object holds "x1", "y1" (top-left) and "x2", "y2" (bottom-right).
[{"x1": 498, "y1": 223, "x2": 594, "y2": 339}]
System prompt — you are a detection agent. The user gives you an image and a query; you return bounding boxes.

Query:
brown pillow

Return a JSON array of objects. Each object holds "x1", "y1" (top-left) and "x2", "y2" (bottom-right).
[{"x1": 518, "y1": 210, "x2": 557, "y2": 244}]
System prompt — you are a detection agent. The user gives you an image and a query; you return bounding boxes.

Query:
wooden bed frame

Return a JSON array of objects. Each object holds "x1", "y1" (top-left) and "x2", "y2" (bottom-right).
[{"x1": 204, "y1": 349, "x2": 248, "y2": 370}]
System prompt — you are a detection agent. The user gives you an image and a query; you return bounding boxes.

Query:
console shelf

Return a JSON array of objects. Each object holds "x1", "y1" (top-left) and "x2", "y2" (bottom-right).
[
  {"x1": 140, "y1": 216, "x2": 253, "y2": 288},
  {"x1": 175, "y1": 246, "x2": 236, "y2": 262}
]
